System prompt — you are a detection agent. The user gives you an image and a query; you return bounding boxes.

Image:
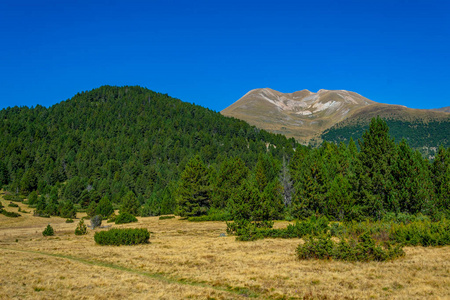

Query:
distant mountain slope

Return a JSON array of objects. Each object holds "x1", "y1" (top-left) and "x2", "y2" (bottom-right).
[
  {"x1": 222, "y1": 88, "x2": 450, "y2": 146},
  {"x1": 221, "y1": 88, "x2": 375, "y2": 143},
  {"x1": 432, "y1": 106, "x2": 450, "y2": 113}
]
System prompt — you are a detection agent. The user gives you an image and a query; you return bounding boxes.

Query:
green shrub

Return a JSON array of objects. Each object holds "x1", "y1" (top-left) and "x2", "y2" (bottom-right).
[
  {"x1": 75, "y1": 219, "x2": 87, "y2": 235},
  {"x1": 296, "y1": 232, "x2": 405, "y2": 262},
  {"x1": 227, "y1": 216, "x2": 329, "y2": 241},
  {"x1": 42, "y1": 224, "x2": 54, "y2": 236},
  {"x1": 94, "y1": 228, "x2": 150, "y2": 246},
  {"x1": 115, "y1": 212, "x2": 138, "y2": 224},
  {"x1": 188, "y1": 208, "x2": 232, "y2": 222},
  {"x1": 8, "y1": 202, "x2": 19, "y2": 207},
  {"x1": 389, "y1": 219, "x2": 450, "y2": 246},
  {"x1": 159, "y1": 215, "x2": 175, "y2": 220},
  {"x1": 2, "y1": 210, "x2": 21, "y2": 217},
  {"x1": 3, "y1": 194, "x2": 25, "y2": 202},
  {"x1": 66, "y1": 218, "x2": 74, "y2": 223}
]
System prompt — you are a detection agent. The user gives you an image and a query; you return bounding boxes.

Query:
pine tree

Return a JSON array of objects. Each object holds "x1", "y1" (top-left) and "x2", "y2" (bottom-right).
[
  {"x1": 177, "y1": 155, "x2": 211, "y2": 217},
  {"x1": 120, "y1": 191, "x2": 140, "y2": 215},
  {"x1": 432, "y1": 146, "x2": 450, "y2": 215},
  {"x1": 96, "y1": 195, "x2": 114, "y2": 218},
  {"x1": 211, "y1": 157, "x2": 249, "y2": 209},
  {"x1": 0, "y1": 160, "x2": 9, "y2": 188},
  {"x1": 356, "y1": 117, "x2": 396, "y2": 219},
  {"x1": 391, "y1": 139, "x2": 434, "y2": 214}
]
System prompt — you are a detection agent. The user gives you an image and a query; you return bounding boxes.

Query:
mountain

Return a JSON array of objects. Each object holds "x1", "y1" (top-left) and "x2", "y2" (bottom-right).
[
  {"x1": 221, "y1": 88, "x2": 375, "y2": 143},
  {"x1": 221, "y1": 88, "x2": 450, "y2": 148},
  {"x1": 432, "y1": 106, "x2": 450, "y2": 113}
]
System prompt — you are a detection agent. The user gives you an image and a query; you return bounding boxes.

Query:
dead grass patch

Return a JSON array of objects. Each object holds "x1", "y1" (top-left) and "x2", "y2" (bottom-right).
[{"x1": 0, "y1": 197, "x2": 449, "y2": 299}]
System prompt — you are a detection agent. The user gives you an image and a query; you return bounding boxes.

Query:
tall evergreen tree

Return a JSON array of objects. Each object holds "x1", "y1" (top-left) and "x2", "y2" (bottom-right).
[
  {"x1": 211, "y1": 157, "x2": 249, "y2": 209},
  {"x1": 177, "y1": 155, "x2": 211, "y2": 217},
  {"x1": 356, "y1": 117, "x2": 396, "y2": 219}
]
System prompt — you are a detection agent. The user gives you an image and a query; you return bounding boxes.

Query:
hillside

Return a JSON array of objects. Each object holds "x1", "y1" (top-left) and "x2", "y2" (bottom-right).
[
  {"x1": 221, "y1": 88, "x2": 450, "y2": 147},
  {"x1": 432, "y1": 106, "x2": 450, "y2": 113},
  {"x1": 0, "y1": 85, "x2": 298, "y2": 211},
  {"x1": 221, "y1": 88, "x2": 375, "y2": 143}
]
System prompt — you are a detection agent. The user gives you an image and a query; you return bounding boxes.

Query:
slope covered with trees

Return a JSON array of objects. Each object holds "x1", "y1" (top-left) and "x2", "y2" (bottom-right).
[
  {"x1": 321, "y1": 118, "x2": 450, "y2": 155},
  {"x1": 0, "y1": 86, "x2": 448, "y2": 223},
  {"x1": 0, "y1": 85, "x2": 297, "y2": 216}
]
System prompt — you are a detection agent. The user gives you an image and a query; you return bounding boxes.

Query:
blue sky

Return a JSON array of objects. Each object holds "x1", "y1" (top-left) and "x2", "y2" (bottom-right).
[{"x1": 1, "y1": 0, "x2": 449, "y2": 112}]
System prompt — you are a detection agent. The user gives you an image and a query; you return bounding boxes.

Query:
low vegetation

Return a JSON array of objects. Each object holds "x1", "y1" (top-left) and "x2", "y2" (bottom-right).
[
  {"x1": 42, "y1": 224, "x2": 54, "y2": 236},
  {"x1": 94, "y1": 228, "x2": 150, "y2": 246},
  {"x1": 114, "y1": 212, "x2": 138, "y2": 224},
  {"x1": 297, "y1": 232, "x2": 405, "y2": 262},
  {"x1": 74, "y1": 219, "x2": 87, "y2": 235}
]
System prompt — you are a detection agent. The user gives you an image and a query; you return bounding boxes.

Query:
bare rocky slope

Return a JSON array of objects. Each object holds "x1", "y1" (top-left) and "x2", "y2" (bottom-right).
[{"x1": 221, "y1": 88, "x2": 450, "y2": 144}]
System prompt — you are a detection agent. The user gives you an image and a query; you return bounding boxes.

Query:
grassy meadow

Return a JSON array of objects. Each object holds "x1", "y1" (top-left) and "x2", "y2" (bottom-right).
[{"x1": 0, "y1": 196, "x2": 449, "y2": 299}]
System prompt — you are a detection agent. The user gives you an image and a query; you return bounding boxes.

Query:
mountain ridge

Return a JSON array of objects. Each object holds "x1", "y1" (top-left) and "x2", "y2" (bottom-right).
[{"x1": 221, "y1": 88, "x2": 450, "y2": 144}]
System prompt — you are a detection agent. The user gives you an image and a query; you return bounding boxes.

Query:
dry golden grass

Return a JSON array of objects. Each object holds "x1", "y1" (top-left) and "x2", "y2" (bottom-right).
[{"x1": 1, "y1": 197, "x2": 449, "y2": 299}]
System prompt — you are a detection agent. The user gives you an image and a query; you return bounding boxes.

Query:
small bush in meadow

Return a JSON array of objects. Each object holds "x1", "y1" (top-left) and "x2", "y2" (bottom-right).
[
  {"x1": 297, "y1": 232, "x2": 405, "y2": 262},
  {"x1": 115, "y1": 212, "x2": 138, "y2": 224},
  {"x1": 159, "y1": 215, "x2": 175, "y2": 220},
  {"x1": 2, "y1": 210, "x2": 21, "y2": 217},
  {"x1": 94, "y1": 228, "x2": 150, "y2": 246},
  {"x1": 389, "y1": 219, "x2": 450, "y2": 246},
  {"x1": 65, "y1": 218, "x2": 74, "y2": 223},
  {"x1": 8, "y1": 202, "x2": 19, "y2": 207},
  {"x1": 75, "y1": 219, "x2": 87, "y2": 235},
  {"x1": 42, "y1": 224, "x2": 54, "y2": 236}
]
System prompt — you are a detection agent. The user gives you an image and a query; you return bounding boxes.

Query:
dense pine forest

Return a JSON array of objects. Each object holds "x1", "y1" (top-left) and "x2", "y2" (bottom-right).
[
  {"x1": 321, "y1": 118, "x2": 450, "y2": 153},
  {"x1": 0, "y1": 86, "x2": 449, "y2": 222}
]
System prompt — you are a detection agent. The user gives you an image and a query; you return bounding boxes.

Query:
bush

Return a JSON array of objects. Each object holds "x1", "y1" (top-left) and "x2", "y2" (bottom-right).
[
  {"x1": 94, "y1": 228, "x2": 150, "y2": 246},
  {"x1": 90, "y1": 215, "x2": 102, "y2": 229},
  {"x1": 389, "y1": 219, "x2": 450, "y2": 246},
  {"x1": 297, "y1": 232, "x2": 405, "y2": 262},
  {"x1": 42, "y1": 224, "x2": 54, "y2": 236},
  {"x1": 226, "y1": 216, "x2": 330, "y2": 241},
  {"x1": 8, "y1": 202, "x2": 19, "y2": 207},
  {"x1": 75, "y1": 219, "x2": 87, "y2": 235},
  {"x1": 66, "y1": 218, "x2": 74, "y2": 223},
  {"x1": 115, "y1": 212, "x2": 138, "y2": 224},
  {"x1": 3, "y1": 194, "x2": 25, "y2": 202},
  {"x1": 159, "y1": 215, "x2": 175, "y2": 220},
  {"x1": 188, "y1": 208, "x2": 232, "y2": 222},
  {"x1": 1, "y1": 210, "x2": 21, "y2": 217}
]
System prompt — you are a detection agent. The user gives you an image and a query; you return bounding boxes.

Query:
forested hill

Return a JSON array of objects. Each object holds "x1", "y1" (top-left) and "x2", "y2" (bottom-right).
[
  {"x1": 0, "y1": 85, "x2": 298, "y2": 212},
  {"x1": 321, "y1": 118, "x2": 450, "y2": 157}
]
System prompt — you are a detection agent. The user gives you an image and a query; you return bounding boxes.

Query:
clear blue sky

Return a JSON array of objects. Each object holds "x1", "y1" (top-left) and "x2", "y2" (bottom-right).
[{"x1": 1, "y1": 0, "x2": 449, "y2": 112}]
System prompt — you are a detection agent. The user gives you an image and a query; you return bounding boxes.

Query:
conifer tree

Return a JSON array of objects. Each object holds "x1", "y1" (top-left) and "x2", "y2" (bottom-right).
[
  {"x1": 391, "y1": 139, "x2": 434, "y2": 214},
  {"x1": 177, "y1": 156, "x2": 211, "y2": 217},
  {"x1": 120, "y1": 191, "x2": 140, "y2": 216},
  {"x1": 96, "y1": 195, "x2": 114, "y2": 218},
  {"x1": 0, "y1": 160, "x2": 9, "y2": 188},
  {"x1": 356, "y1": 117, "x2": 396, "y2": 219},
  {"x1": 212, "y1": 157, "x2": 249, "y2": 209}
]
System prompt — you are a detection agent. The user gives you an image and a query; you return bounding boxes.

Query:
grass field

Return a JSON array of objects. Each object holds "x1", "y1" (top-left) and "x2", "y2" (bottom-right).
[{"x1": 0, "y1": 197, "x2": 449, "y2": 299}]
